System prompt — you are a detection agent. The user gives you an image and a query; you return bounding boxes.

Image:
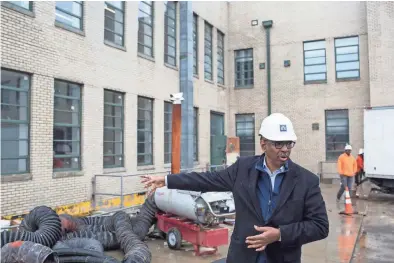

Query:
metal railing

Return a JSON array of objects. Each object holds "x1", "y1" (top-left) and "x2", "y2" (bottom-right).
[{"x1": 92, "y1": 164, "x2": 228, "y2": 211}]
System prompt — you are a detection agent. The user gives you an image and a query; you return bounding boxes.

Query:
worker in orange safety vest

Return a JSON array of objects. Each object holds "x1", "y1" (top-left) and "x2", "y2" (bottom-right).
[
  {"x1": 336, "y1": 144, "x2": 357, "y2": 201},
  {"x1": 354, "y1": 148, "x2": 364, "y2": 197}
]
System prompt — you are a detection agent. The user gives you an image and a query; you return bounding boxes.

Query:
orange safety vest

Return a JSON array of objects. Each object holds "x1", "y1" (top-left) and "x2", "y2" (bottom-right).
[
  {"x1": 337, "y1": 153, "x2": 357, "y2": 177},
  {"x1": 356, "y1": 155, "x2": 364, "y2": 173}
]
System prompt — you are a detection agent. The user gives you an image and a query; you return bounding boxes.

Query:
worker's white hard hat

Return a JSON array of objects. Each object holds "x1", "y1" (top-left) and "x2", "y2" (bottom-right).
[
  {"x1": 259, "y1": 113, "x2": 297, "y2": 141},
  {"x1": 359, "y1": 148, "x2": 364, "y2": 154},
  {"x1": 345, "y1": 144, "x2": 352, "y2": 150}
]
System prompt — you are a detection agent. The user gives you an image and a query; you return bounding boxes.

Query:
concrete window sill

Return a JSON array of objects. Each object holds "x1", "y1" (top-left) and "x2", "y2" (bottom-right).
[
  {"x1": 234, "y1": 85, "x2": 254, "y2": 89},
  {"x1": 53, "y1": 171, "x2": 84, "y2": 179},
  {"x1": 205, "y1": 79, "x2": 215, "y2": 85},
  {"x1": 1, "y1": 173, "x2": 32, "y2": 183},
  {"x1": 164, "y1": 63, "x2": 178, "y2": 71},
  {"x1": 137, "y1": 165, "x2": 155, "y2": 171},
  {"x1": 138, "y1": 53, "x2": 155, "y2": 62},
  {"x1": 103, "y1": 167, "x2": 127, "y2": 174},
  {"x1": 55, "y1": 21, "x2": 85, "y2": 36},
  {"x1": 104, "y1": 40, "x2": 127, "y2": 52},
  {"x1": 336, "y1": 77, "x2": 360, "y2": 83},
  {"x1": 304, "y1": 80, "x2": 327, "y2": 85}
]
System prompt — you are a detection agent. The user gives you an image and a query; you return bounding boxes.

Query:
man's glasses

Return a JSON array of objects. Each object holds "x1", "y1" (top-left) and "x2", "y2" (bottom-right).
[{"x1": 268, "y1": 141, "x2": 296, "y2": 149}]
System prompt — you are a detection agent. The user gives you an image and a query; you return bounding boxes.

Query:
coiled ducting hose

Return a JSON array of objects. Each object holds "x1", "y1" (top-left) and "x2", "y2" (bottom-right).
[
  {"x1": 53, "y1": 238, "x2": 104, "y2": 253},
  {"x1": 1, "y1": 240, "x2": 59, "y2": 263},
  {"x1": 62, "y1": 230, "x2": 119, "y2": 251},
  {"x1": 1, "y1": 206, "x2": 62, "y2": 248},
  {"x1": 130, "y1": 194, "x2": 159, "y2": 240},
  {"x1": 113, "y1": 211, "x2": 152, "y2": 263},
  {"x1": 53, "y1": 248, "x2": 119, "y2": 263}
]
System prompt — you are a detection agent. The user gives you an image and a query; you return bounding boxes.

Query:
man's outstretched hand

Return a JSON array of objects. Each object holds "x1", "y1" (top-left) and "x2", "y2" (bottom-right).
[{"x1": 140, "y1": 175, "x2": 166, "y2": 195}]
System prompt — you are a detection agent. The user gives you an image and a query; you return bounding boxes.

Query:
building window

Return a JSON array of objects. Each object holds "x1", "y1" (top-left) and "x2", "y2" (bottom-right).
[
  {"x1": 53, "y1": 80, "x2": 82, "y2": 171},
  {"x1": 164, "y1": 102, "x2": 172, "y2": 164},
  {"x1": 235, "y1": 49, "x2": 254, "y2": 87},
  {"x1": 236, "y1": 114, "x2": 255, "y2": 157},
  {"x1": 204, "y1": 22, "x2": 213, "y2": 81},
  {"x1": 138, "y1": 97, "x2": 153, "y2": 166},
  {"x1": 104, "y1": 1, "x2": 125, "y2": 46},
  {"x1": 5, "y1": 1, "x2": 32, "y2": 10},
  {"x1": 138, "y1": 1, "x2": 154, "y2": 57},
  {"x1": 103, "y1": 90, "x2": 124, "y2": 168},
  {"x1": 193, "y1": 13, "x2": 198, "y2": 76},
  {"x1": 1, "y1": 69, "x2": 30, "y2": 175},
  {"x1": 335, "y1": 36, "x2": 360, "y2": 80},
  {"x1": 193, "y1": 107, "x2": 198, "y2": 162},
  {"x1": 217, "y1": 30, "x2": 224, "y2": 85},
  {"x1": 303, "y1": 40, "x2": 326, "y2": 83},
  {"x1": 164, "y1": 1, "x2": 176, "y2": 66},
  {"x1": 55, "y1": 1, "x2": 83, "y2": 30},
  {"x1": 325, "y1": 109, "x2": 349, "y2": 161}
]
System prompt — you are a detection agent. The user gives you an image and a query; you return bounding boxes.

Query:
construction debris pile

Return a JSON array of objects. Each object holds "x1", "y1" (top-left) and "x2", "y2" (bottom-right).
[{"x1": 0, "y1": 194, "x2": 159, "y2": 263}]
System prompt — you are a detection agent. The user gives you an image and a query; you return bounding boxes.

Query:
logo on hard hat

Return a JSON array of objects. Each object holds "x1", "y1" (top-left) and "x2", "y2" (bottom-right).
[{"x1": 280, "y1": 125, "x2": 287, "y2": 132}]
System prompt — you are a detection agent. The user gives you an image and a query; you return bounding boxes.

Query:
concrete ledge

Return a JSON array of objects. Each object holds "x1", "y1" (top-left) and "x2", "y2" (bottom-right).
[
  {"x1": 1, "y1": 173, "x2": 32, "y2": 183},
  {"x1": 53, "y1": 171, "x2": 84, "y2": 179}
]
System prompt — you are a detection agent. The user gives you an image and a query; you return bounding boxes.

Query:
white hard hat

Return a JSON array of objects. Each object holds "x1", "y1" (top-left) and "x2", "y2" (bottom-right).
[
  {"x1": 359, "y1": 148, "x2": 364, "y2": 154},
  {"x1": 345, "y1": 144, "x2": 352, "y2": 150},
  {"x1": 259, "y1": 113, "x2": 297, "y2": 141}
]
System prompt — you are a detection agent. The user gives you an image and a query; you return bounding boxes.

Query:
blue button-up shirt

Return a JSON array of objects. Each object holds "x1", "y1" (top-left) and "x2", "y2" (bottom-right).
[{"x1": 255, "y1": 157, "x2": 288, "y2": 263}]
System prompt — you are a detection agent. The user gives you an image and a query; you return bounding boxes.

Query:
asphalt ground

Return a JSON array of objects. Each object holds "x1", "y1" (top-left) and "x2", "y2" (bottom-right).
[{"x1": 107, "y1": 184, "x2": 367, "y2": 263}]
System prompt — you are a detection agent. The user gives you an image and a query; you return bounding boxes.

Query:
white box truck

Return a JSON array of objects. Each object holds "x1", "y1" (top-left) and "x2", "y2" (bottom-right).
[{"x1": 363, "y1": 106, "x2": 394, "y2": 194}]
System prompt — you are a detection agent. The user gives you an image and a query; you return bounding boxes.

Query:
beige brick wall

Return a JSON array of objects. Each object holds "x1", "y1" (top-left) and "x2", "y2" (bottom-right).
[
  {"x1": 0, "y1": 1, "x2": 228, "y2": 215},
  {"x1": 227, "y1": 1, "x2": 370, "y2": 174},
  {"x1": 366, "y1": 1, "x2": 394, "y2": 107},
  {"x1": 1, "y1": 1, "x2": 392, "y2": 215}
]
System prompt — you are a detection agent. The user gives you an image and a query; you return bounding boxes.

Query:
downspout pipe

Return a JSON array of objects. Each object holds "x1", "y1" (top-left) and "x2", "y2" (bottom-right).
[{"x1": 263, "y1": 20, "x2": 273, "y2": 115}]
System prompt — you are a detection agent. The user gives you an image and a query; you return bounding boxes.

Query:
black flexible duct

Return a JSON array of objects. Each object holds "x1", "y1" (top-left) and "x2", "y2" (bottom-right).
[
  {"x1": 1, "y1": 206, "x2": 62, "y2": 248},
  {"x1": 62, "y1": 230, "x2": 119, "y2": 251},
  {"x1": 1, "y1": 241, "x2": 59, "y2": 263},
  {"x1": 58, "y1": 256, "x2": 118, "y2": 263},
  {"x1": 130, "y1": 194, "x2": 159, "y2": 240},
  {"x1": 53, "y1": 238, "x2": 104, "y2": 253},
  {"x1": 53, "y1": 248, "x2": 119, "y2": 262},
  {"x1": 113, "y1": 211, "x2": 151, "y2": 263}
]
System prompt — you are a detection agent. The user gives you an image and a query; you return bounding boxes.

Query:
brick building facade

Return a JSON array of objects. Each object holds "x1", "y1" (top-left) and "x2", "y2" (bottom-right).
[{"x1": 1, "y1": 1, "x2": 392, "y2": 215}]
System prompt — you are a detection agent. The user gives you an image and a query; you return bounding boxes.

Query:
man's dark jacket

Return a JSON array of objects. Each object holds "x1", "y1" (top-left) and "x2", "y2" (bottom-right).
[{"x1": 167, "y1": 155, "x2": 329, "y2": 263}]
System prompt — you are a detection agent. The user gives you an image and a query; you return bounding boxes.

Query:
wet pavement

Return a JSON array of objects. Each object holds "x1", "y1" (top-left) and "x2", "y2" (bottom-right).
[
  {"x1": 107, "y1": 184, "x2": 367, "y2": 263},
  {"x1": 351, "y1": 182, "x2": 394, "y2": 263}
]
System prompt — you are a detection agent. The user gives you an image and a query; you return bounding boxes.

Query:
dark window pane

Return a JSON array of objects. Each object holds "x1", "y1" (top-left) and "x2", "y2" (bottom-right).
[
  {"x1": 104, "y1": 1, "x2": 124, "y2": 46},
  {"x1": 236, "y1": 114, "x2": 255, "y2": 157},
  {"x1": 235, "y1": 49, "x2": 254, "y2": 87},
  {"x1": 1, "y1": 69, "x2": 30, "y2": 174},
  {"x1": 138, "y1": 1, "x2": 154, "y2": 57},
  {"x1": 325, "y1": 109, "x2": 349, "y2": 161},
  {"x1": 137, "y1": 97, "x2": 153, "y2": 165},
  {"x1": 103, "y1": 90, "x2": 124, "y2": 168},
  {"x1": 53, "y1": 80, "x2": 81, "y2": 170}
]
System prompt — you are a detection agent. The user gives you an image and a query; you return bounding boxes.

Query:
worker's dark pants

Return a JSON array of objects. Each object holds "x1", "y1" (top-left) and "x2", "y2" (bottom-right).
[
  {"x1": 337, "y1": 175, "x2": 354, "y2": 200},
  {"x1": 355, "y1": 171, "x2": 364, "y2": 186}
]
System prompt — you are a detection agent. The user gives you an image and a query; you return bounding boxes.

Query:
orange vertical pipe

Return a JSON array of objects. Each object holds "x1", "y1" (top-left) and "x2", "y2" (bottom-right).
[{"x1": 171, "y1": 103, "x2": 182, "y2": 174}]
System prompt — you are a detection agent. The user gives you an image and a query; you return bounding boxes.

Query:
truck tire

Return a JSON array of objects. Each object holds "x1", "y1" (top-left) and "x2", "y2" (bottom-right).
[{"x1": 166, "y1": 228, "x2": 182, "y2": 250}]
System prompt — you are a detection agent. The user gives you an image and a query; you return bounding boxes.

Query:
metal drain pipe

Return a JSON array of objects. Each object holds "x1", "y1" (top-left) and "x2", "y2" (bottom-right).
[{"x1": 263, "y1": 20, "x2": 273, "y2": 115}]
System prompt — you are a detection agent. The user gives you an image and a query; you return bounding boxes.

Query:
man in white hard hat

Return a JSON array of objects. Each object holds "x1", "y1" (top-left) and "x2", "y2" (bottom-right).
[
  {"x1": 141, "y1": 113, "x2": 329, "y2": 263},
  {"x1": 336, "y1": 144, "x2": 357, "y2": 201}
]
